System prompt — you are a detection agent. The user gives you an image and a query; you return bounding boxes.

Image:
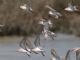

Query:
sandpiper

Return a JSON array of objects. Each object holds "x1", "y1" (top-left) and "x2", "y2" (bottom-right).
[
  {"x1": 45, "y1": 5, "x2": 62, "y2": 19},
  {"x1": 50, "y1": 48, "x2": 60, "y2": 60},
  {"x1": 64, "y1": 3, "x2": 78, "y2": 12},
  {"x1": 20, "y1": 4, "x2": 33, "y2": 12},
  {"x1": 18, "y1": 36, "x2": 45, "y2": 57}
]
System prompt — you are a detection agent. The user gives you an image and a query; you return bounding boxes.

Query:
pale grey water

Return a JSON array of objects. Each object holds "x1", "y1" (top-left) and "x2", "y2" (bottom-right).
[{"x1": 0, "y1": 34, "x2": 80, "y2": 60}]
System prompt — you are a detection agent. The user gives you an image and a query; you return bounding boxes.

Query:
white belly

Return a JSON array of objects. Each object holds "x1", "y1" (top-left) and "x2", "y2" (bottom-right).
[
  {"x1": 20, "y1": 6, "x2": 27, "y2": 10},
  {"x1": 65, "y1": 7, "x2": 73, "y2": 11},
  {"x1": 32, "y1": 47, "x2": 44, "y2": 52},
  {"x1": 51, "y1": 57, "x2": 56, "y2": 60},
  {"x1": 18, "y1": 48, "x2": 27, "y2": 52},
  {"x1": 17, "y1": 48, "x2": 31, "y2": 55}
]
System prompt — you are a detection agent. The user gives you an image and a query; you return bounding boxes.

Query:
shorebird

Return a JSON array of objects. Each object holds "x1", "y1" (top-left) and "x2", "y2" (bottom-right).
[
  {"x1": 20, "y1": 4, "x2": 33, "y2": 12},
  {"x1": 64, "y1": 3, "x2": 78, "y2": 12},
  {"x1": 39, "y1": 19, "x2": 56, "y2": 40},
  {"x1": 50, "y1": 48, "x2": 60, "y2": 60},
  {"x1": 17, "y1": 36, "x2": 32, "y2": 57},
  {"x1": 45, "y1": 5, "x2": 62, "y2": 19},
  {"x1": 17, "y1": 36, "x2": 45, "y2": 57},
  {"x1": 63, "y1": 48, "x2": 80, "y2": 60},
  {"x1": 71, "y1": 48, "x2": 80, "y2": 52},
  {"x1": 34, "y1": 34, "x2": 45, "y2": 56},
  {"x1": 71, "y1": 48, "x2": 80, "y2": 60},
  {"x1": 17, "y1": 48, "x2": 31, "y2": 57},
  {"x1": 39, "y1": 19, "x2": 52, "y2": 30},
  {"x1": 39, "y1": 19, "x2": 52, "y2": 38}
]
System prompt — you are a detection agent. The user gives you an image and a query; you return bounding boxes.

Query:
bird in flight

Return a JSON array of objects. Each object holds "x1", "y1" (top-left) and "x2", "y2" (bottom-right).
[{"x1": 17, "y1": 36, "x2": 45, "y2": 57}]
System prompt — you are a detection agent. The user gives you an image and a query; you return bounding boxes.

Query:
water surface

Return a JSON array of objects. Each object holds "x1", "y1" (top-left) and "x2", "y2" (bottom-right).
[{"x1": 0, "y1": 34, "x2": 80, "y2": 60}]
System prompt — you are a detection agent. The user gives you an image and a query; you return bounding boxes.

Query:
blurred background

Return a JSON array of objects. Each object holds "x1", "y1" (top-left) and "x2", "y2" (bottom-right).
[{"x1": 0, "y1": 0, "x2": 80, "y2": 36}]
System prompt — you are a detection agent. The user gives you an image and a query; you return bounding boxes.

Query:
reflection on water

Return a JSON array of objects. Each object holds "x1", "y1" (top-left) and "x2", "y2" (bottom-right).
[{"x1": 0, "y1": 34, "x2": 80, "y2": 60}]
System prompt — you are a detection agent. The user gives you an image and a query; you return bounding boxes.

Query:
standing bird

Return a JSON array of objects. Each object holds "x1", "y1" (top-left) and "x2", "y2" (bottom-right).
[
  {"x1": 50, "y1": 48, "x2": 60, "y2": 60},
  {"x1": 45, "y1": 5, "x2": 62, "y2": 19}
]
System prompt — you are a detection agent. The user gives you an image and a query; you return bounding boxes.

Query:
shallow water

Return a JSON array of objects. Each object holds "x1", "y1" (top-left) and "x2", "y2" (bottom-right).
[{"x1": 0, "y1": 34, "x2": 80, "y2": 60}]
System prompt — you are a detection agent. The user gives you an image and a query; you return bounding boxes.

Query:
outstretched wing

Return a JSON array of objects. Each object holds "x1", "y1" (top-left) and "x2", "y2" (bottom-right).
[
  {"x1": 51, "y1": 48, "x2": 60, "y2": 60},
  {"x1": 19, "y1": 36, "x2": 33, "y2": 50},
  {"x1": 72, "y1": 48, "x2": 80, "y2": 60},
  {"x1": 64, "y1": 49, "x2": 71, "y2": 60},
  {"x1": 24, "y1": 38, "x2": 33, "y2": 49},
  {"x1": 34, "y1": 33, "x2": 40, "y2": 46},
  {"x1": 19, "y1": 37, "x2": 26, "y2": 49},
  {"x1": 76, "y1": 50, "x2": 80, "y2": 60},
  {"x1": 45, "y1": 5, "x2": 56, "y2": 12}
]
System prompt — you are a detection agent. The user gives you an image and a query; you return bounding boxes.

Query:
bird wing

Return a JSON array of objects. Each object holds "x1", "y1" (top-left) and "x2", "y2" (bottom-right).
[
  {"x1": 45, "y1": 5, "x2": 56, "y2": 11},
  {"x1": 19, "y1": 37, "x2": 26, "y2": 49},
  {"x1": 76, "y1": 50, "x2": 80, "y2": 60},
  {"x1": 51, "y1": 49, "x2": 60, "y2": 60},
  {"x1": 34, "y1": 33, "x2": 41, "y2": 47},
  {"x1": 19, "y1": 36, "x2": 33, "y2": 50},
  {"x1": 24, "y1": 38, "x2": 33, "y2": 49},
  {"x1": 64, "y1": 50, "x2": 71, "y2": 60}
]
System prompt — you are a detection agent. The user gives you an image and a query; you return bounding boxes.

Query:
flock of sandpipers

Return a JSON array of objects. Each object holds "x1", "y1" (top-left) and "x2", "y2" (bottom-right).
[{"x1": 15, "y1": 1, "x2": 80, "y2": 60}]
